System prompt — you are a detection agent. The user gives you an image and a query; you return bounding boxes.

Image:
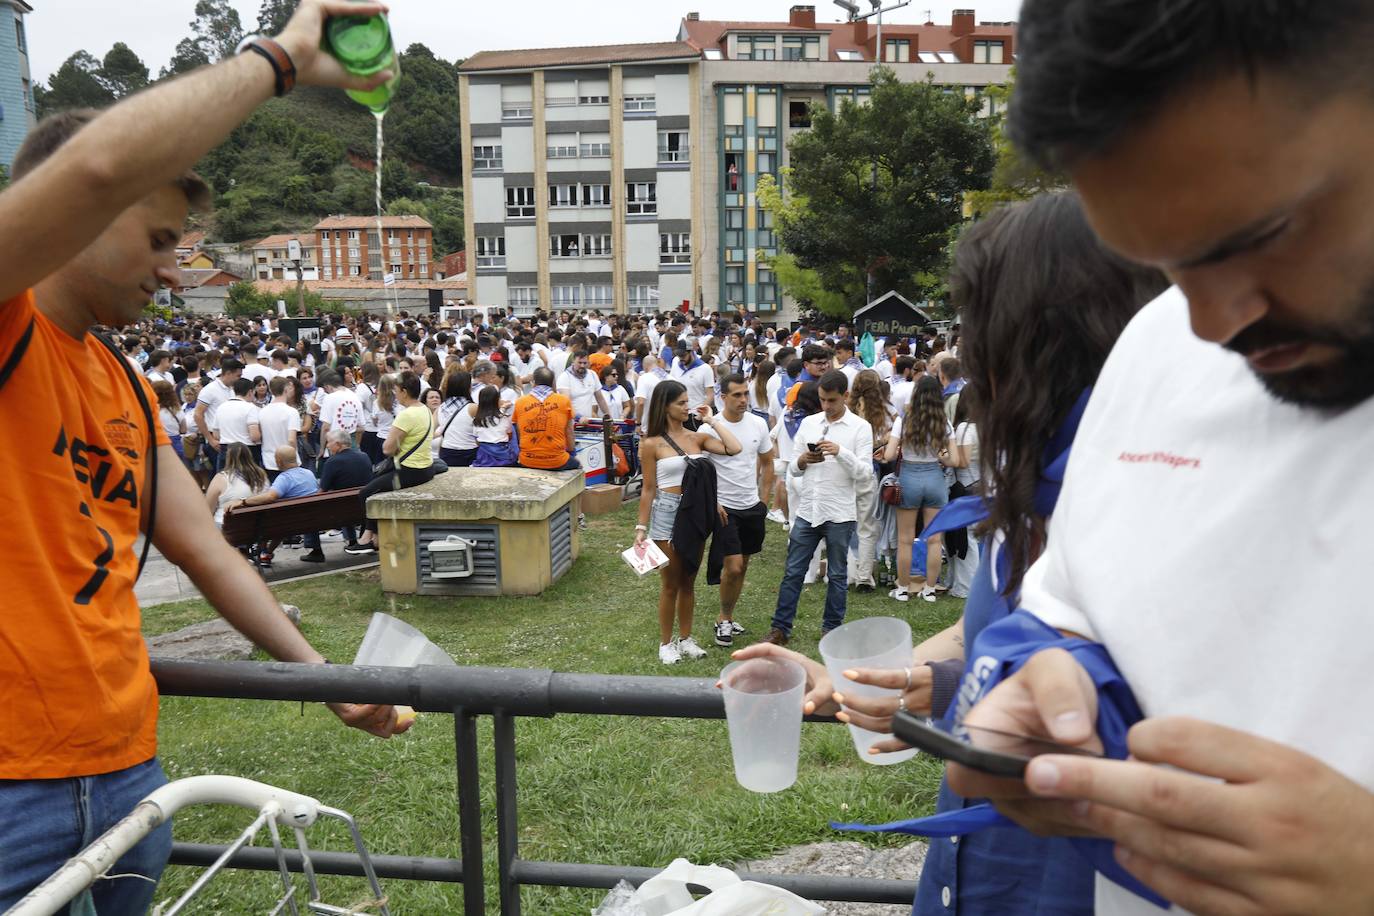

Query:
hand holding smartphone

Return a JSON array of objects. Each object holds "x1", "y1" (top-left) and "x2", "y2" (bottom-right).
[{"x1": 891, "y1": 710, "x2": 1102, "y2": 778}]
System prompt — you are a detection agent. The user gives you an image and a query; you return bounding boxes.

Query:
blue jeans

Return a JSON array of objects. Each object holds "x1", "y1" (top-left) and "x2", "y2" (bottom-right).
[
  {"x1": 0, "y1": 757, "x2": 173, "y2": 914},
  {"x1": 771, "y1": 517, "x2": 856, "y2": 637}
]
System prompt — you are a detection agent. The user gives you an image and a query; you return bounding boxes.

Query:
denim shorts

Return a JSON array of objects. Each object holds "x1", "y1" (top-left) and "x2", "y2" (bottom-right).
[
  {"x1": 899, "y1": 460, "x2": 949, "y2": 510},
  {"x1": 649, "y1": 491, "x2": 682, "y2": 540}
]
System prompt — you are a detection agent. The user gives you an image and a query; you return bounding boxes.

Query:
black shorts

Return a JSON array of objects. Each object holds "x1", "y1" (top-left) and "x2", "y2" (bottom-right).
[{"x1": 718, "y1": 502, "x2": 768, "y2": 557}]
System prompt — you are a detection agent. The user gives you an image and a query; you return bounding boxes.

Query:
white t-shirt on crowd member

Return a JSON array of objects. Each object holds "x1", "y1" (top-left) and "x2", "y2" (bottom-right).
[
  {"x1": 889, "y1": 378, "x2": 915, "y2": 419},
  {"x1": 546, "y1": 348, "x2": 570, "y2": 378},
  {"x1": 215, "y1": 398, "x2": 261, "y2": 446},
  {"x1": 241, "y1": 362, "x2": 272, "y2": 384},
  {"x1": 319, "y1": 387, "x2": 363, "y2": 438},
  {"x1": 196, "y1": 377, "x2": 232, "y2": 432},
  {"x1": 953, "y1": 421, "x2": 980, "y2": 489},
  {"x1": 888, "y1": 413, "x2": 951, "y2": 463},
  {"x1": 557, "y1": 368, "x2": 601, "y2": 419},
  {"x1": 259, "y1": 401, "x2": 302, "y2": 470},
  {"x1": 705, "y1": 412, "x2": 772, "y2": 511},
  {"x1": 672, "y1": 358, "x2": 715, "y2": 411}
]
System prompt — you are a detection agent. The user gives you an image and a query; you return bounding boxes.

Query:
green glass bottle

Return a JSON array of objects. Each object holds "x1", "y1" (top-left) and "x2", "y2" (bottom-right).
[{"x1": 324, "y1": 8, "x2": 401, "y2": 113}]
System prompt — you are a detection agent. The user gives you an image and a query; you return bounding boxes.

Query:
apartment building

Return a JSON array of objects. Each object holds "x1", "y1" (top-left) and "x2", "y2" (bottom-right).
[
  {"x1": 459, "y1": 6, "x2": 1015, "y2": 320},
  {"x1": 0, "y1": 0, "x2": 35, "y2": 171},
  {"x1": 250, "y1": 234, "x2": 319, "y2": 281},
  {"x1": 314, "y1": 215, "x2": 434, "y2": 282}
]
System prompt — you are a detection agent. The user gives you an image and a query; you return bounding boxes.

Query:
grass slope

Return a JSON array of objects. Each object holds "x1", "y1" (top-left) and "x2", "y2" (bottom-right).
[{"x1": 144, "y1": 503, "x2": 961, "y2": 913}]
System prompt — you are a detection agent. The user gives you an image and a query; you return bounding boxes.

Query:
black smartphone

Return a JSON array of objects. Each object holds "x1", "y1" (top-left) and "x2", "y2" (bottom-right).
[
  {"x1": 891, "y1": 710, "x2": 1102, "y2": 778},
  {"x1": 807, "y1": 442, "x2": 821, "y2": 453}
]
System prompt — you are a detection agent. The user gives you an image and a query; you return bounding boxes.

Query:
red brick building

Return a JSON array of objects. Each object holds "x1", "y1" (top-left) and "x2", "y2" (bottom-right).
[{"x1": 314, "y1": 215, "x2": 434, "y2": 282}]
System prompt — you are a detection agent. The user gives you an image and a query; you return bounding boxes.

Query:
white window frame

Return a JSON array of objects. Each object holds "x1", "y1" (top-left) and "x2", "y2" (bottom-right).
[
  {"x1": 578, "y1": 94, "x2": 610, "y2": 105},
  {"x1": 506, "y1": 186, "x2": 536, "y2": 218},
  {"x1": 350, "y1": 265, "x2": 362, "y2": 277},
  {"x1": 502, "y1": 102, "x2": 533, "y2": 119},
  {"x1": 550, "y1": 234, "x2": 582, "y2": 259},
  {"x1": 347, "y1": 230, "x2": 360, "y2": 241},
  {"x1": 508, "y1": 287, "x2": 540, "y2": 309},
  {"x1": 657, "y1": 130, "x2": 689, "y2": 163},
  {"x1": 549, "y1": 183, "x2": 579, "y2": 208},
  {"x1": 627, "y1": 284, "x2": 661, "y2": 311},
  {"x1": 623, "y1": 95, "x2": 656, "y2": 113},
  {"x1": 582, "y1": 184, "x2": 611, "y2": 207},
  {"x1": 579, "y1": 141, "x2": 611, "y2": 158},
  {"x1": 626, "y1": 182, "x2": 657, "y2": 215},
  {"x1": 581, "y1": 234, "x2": 612, "y2": 257},
  {"x1": 546, "y1": 137, "x2": 579, "y2": 158},
  {"x1": 583, "y1": 284, "x2": 614, "y2": 306},
  {"x1": 348, "y1": 246, "x2": 360, "y2": 259},
  {"x1": 551, "y1": 285, "x2": 581, "y2": 307},
  {"x1": 473, "y1": 145, "x2": 502, "y2": 169},
  {"x1": 476, "y1": 236, "x2": 506, "y2": 268},
  {"x1": 660, "y1": 232, "x2": 691, "y2": 265}
]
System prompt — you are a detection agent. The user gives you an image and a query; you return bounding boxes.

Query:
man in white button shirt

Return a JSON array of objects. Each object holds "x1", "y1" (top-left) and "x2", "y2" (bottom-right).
[{"x1": 761, "y1": 370, "x2": 872, "y2": 644}]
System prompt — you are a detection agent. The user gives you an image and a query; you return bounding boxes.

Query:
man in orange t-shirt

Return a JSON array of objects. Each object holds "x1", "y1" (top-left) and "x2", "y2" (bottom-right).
[
  {"x1": 587, "y1": 336, "x2": 616, "y2": 376},
  {"x1": 0, "y1": 3, "x2": 407, "y2": 912},
  {"x1": 515, "y1": 368, "x2": 581, "y2": 471}
]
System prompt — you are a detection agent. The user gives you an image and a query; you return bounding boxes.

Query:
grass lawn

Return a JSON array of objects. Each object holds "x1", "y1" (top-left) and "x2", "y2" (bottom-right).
[{"x1": 144, "y1": 502, "x2": 963, "y2": 913}]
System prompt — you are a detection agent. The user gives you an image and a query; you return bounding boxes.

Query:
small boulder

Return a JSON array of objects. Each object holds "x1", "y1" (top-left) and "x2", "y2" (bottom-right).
[{"x1": 147, "y1": 604, "x2": 303, "y2": 661}]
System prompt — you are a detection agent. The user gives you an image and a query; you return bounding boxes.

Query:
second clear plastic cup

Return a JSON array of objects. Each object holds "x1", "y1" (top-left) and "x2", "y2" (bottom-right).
[
  {"x1": 352, "y1": 612, "x2": 457, "y2": 725},
  {"x1": 819, "y1": 617, "x2": 919, "y2": 765},
  {"x1": 720, "y1": 657, "x2": 807, "y2": 793}
]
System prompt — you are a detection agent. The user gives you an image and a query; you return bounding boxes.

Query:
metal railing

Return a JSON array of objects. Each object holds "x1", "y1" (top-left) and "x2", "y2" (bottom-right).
[{"x1": 152, "y1": 660, "x2": 919, "y2": 914}]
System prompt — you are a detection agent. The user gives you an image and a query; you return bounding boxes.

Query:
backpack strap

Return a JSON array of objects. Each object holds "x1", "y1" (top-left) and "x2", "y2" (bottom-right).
[
  {"x1": 93, "y1": 332, "x2": 158, "y2": 581},
  {"x1": 0, "y1": 317, "x2": 35, "y2": 393}
]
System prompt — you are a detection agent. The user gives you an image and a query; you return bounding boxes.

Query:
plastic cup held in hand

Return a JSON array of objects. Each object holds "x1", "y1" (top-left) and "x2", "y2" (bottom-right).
[
  {"x1": 720, "y1": 657, "x2": 806, "y2": 793},
  {"x1": 819, "y1": 617, "x2": 918, "y2": 765},
  {"x1": 352, "y1": 612, "x2": 457, "y2": 725}
]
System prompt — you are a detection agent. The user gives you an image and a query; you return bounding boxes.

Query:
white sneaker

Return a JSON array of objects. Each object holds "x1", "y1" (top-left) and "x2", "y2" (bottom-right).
[
  {"x1": 918, "y1": 586, "x2": 938, "y2": 603},
  {"x1": 888, "y1": 586, "x2": 909, "y2": 602},
  {"x1": 729, "y1": 621, "x2": 745, "y2": 635},
  {"x1": 677, "y1": 636, "x2": 708, "y2": 659},
  {"x1": 766, "y1": 508, "x2": 786, "y2": 525},
  {"x1": 659, "y1": 641, "x2": 682, "y2": 665}
]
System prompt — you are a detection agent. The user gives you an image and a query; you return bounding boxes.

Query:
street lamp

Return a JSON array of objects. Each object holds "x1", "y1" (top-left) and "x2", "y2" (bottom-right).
[
  {"x1": 835, "y1": 0, "x2": 912, "y2": 59},
  {"x1": 833, "y1": 0, "x2": 860, "y2": 17}
]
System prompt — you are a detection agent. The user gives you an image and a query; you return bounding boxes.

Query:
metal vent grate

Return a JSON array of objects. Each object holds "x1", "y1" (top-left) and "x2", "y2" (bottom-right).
[
  {"x1": 550, "y1": 505, "x2": 573, "y2": 580},
  {"x1": 416, "y1": 524, "x2": 501, "y2": 595}
]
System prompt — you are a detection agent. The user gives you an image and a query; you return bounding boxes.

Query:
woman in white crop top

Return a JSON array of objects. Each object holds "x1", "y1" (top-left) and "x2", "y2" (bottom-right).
[{"x1": 634, "y1": 380, "x2": 742, "y2": 667}]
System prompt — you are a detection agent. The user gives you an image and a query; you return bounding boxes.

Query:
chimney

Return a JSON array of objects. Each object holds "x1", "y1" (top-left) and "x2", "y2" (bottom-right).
[
  {"x1": 687, "y1": 11, "x2": 699, "y2": 20},
  {"x1": 951, "y1": 8, "x2": 975, "y2": 36},
  {"x1": 789, "y1": 5, "x2": 816, "y2": 28}
]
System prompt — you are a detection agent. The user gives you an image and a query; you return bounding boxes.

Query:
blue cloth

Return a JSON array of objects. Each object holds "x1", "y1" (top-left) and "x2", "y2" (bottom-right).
[
  {"x1": 272, "y1": 466, "x2": 320, "y2": 500},
  {"x1": 898, "y1": 460, "x2": 947, "y2": 510},
  {"x1": 474, "y1": 439, "x2": 519, "y2": 467},
  {"x1": 771, "y1": 517, "x2": 855, "y2": 637},
  {"x1": 0, "y1": 757, "x2": 172, "y2": 914},
  {"x1": 943, "y1": 377, "x2": 968, "y2": 399}
]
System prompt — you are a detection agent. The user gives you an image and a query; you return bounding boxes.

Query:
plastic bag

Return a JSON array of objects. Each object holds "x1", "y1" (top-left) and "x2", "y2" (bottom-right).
[
  {"x1": 594, "y1": 880, "x2": 648, "y2": 915},
  {"x1": 612, "y1": 859, "x2": 825, "y2": 916},
  {"x1": 858, "y1": 332, "x2": 876, "y2": 368}
]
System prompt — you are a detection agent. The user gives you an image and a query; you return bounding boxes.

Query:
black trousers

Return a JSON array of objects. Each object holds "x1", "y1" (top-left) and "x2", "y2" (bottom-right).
[{"x1": 359, "y1": 463, "x2": 437, "y2": 533}]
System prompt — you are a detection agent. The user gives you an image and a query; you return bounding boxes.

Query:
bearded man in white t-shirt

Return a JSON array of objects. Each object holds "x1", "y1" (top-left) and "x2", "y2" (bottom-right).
[{"x1": 946, "y1": 2, "x2": 1374, "y2": 913}]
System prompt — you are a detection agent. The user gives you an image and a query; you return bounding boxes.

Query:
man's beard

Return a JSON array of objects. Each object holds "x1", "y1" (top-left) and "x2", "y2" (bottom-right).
[{"x1": 1224, "y1": 289, "x2": 1374, "y2": 409}]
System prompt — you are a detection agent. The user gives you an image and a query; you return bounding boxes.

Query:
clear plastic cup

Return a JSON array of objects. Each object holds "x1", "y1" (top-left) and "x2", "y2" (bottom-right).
[
  {"x1": 352, "y1": 613, "x2": 457, "y2": 725},
  {"x1": 819, "y1": 617, "x2": 919, "y2": 765},
  {"x1": 720, "y1": 657, "x2": 807, "y2": 793}
]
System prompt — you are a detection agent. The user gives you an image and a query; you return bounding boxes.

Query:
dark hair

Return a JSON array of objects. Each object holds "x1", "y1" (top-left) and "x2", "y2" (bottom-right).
[
  {"x1": 598, "y1": 364, "x2": 619, "y2": 383},
  {"x1": 442, "y1": 368, "x2": 472, "y2": 403},
  {"x1": 801, "y1": 344, "x2": 832, "y2": 365},
  {"x1": 1008, "y1": 0, "x2": 1374, "y2": 171},
  {"x1": 12, "y1": 109, "x2": 212, "y2": 208},
  {"x1": 793, "y1": 381, "x2": 821, "y2": 416},
  {"x1": 720, "y1": 372, "x2": 747, "y2": 394},
  {"x1": 473, "y1": 385, "x2": 503, "y2": 427},
  {"x1": 268, "y1": 375, "x2": 289, "y2": 397},
  {"x1": 752, "y1": 360, "x2": 775, "y2": 405},
  {"x1": 531, "y1": 367, "x2": 555, "y2": 387},
  {"x1": 231, "y1": 377, "x2": 254, "y2": 397},
  {"x1": 835, "y1": 337, "x2": 856, "y2": 354},
  {"x1": 645, "y1": 380, "x2": 686, "y2": 438},
  {"x1": 315, "y1": 368, "x2": 341, "y2": 388},
  {"x1": 903, "y1": 375, "x2": 947, "y2": 455},
  {"x1": 220, "y1": 358, "x2": 245, "y2": 375},
  {"x1": 940, "y1": 357, "x2": 962, "y2": 380},
  {"x1": 397, "y1": 370, "x2": 422, "y2": 400},
  {"x1": 148, "y1": 348, "x2": 170, "y2": 366},
  {"x1": 953, "y1": 191, "x2": 1167, "y2": 596},
  {"x1": 817, "y1": 369, "x2": 848, "y2": 395}
]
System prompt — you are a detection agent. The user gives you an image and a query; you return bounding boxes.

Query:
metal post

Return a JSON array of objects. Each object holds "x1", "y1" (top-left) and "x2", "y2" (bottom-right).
[
  {"x1": 493, "y1": 711, "x2": 521, "y2": 916},
  {"x1": 453, "y1": 708, "x2": 485, "y2": 916}
]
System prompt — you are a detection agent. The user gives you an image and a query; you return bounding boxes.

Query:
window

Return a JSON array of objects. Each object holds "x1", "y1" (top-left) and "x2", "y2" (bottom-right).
[
  {"x1": 835, "y1": 49, "x2": 863, "y2": 61},
  {"x1": 582, "y1": 234, "x2": 612, "y2": 257},
  {"x1": 628, "y1": 285, "x2": 660, "y2": 308},
  {"x1": 347, "y1": 230, "x2": 360, "y2": 241},
  {"x1": 419, "y1": 265, "x2": 429, "y2": 278},
  {"x1": 581, "y1": 183, "x2": 611, "y2": 207},
  {"x1": 390, "y1": 262, "x2": 402, "y2": 275},
  {"x1": 551, "y1": 286, "x2": 581, "y2": 307},
  {"x1": 723, "y1": 91, "x2": 745, "y2": 135},
  {"x1": 549, "y1": 183, "x2": 579, "y2": 208},
  {"x1": 782, "y1": 36, "x2": 820, "y2": 60},
  {"x1": 724, "y1": 267, "x2": 745, "y2": 305},
  {"x1": 15, "y1": 18, "x2": 26, "y2": 52},
  {"x1": 419, "y1": 237, "x2": 428, "y2": 248},
  {"x1": 884, "y1": 39, "x2": 911, "y2": 63},
  {"x1": 547, "y1": 135, "x2": 578, "y2": 158},
  {"x1": 973, "y1": 40, "x2": 1005, "y2": 64},
  {"x1": 658, "y1": 130, "x2": 689, "y2": 163},
  {"x1": 473, "y1": 145, "x2": 502, "y2": 169},
  {"x1": 546, "y1": 83, "x2": 576, "y2": 107},
  {"x1": 509, "y1": 287, "x2": 539, "y2": 309},
  {"x1": 757, "y1": 93, "x2": 778, "y2": 131},
  {"x1": 579, "y1": 94, "x2": 610, "y2": 105},
  {"x1": 350, "y1": 265, "x2": 362, "y2": 277},
  {"x1": 624, "y1": 95, "x2": 656, "y2": 113},
  {"x1": 579, "y1": 140, "x2": 611, "y2": 157},
  {"x1": 626, "y1": 182, "x2": 657, "y2": 215},
  {"x1": 321, "y1": 230, "x2": 331, "y2": 240},
  {"x1": 788, "y1": 100, "x2": 812, "y2": 129},
  {"x1": 502, "y1": 102, "x2": 533, "y2": 119},
  {"x1": 725, "y1": 153, "x2": 743, "y2": 191},
  {"x1": 660, "y1": 232, "x2": 691, "y2": 265},
  {"x1": 757, "y1": 151, "x2": 776, "y2": 174},
  {"x1": 476, "y1": 236, "x2": 506, "y2": 268},
  {"x1": 584, "y1": 284, "x2": 614, "y2": 306},
  {"x1": 506, "y1": 186, "x2": 536, "y2": 218},
  {"x1": 348, "y1": 247, "x2": 360, "y2": 259},
  {"x1": 736, "y1": 35, "x2": 776, "y2": 60},
  {"x1": 550, "y1": 234, "x2": 581, "y2": 258}
]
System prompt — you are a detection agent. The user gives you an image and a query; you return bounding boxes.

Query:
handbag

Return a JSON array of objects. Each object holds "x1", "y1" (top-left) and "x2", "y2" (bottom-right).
[
  {"x1": 373, "y1": 410, "x2": 433, "y2": 477},
  {"x1": 879, "y1": 455, "x2": 903, "y2": 506}
]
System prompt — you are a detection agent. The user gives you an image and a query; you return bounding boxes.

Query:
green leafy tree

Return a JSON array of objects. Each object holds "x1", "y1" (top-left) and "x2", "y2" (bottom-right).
[
  {"x1": 163, "y1": 37, "x2": 211, "y2": 78},
  {"x1": 774, "y1": 67, "x2": 995, "y2": 318},
  {"x1": 99, "y1": 43, "x2": 149, "y2": 98},
  {"x1": 965, "y1": 74, "x2": 1065, "y2": 217},
  {"x1": 426, "y1": 192, "x2": 465, "y2": 255},
  {"x1": 0, "y1": 163, "x2": 9, "y2": 191},
  {"x1": 163, "y1": 0, "x2": 243, "y2": 76},
  {"x1": 39, "y1": 51, "x2": 114, "y2": 117},
  {"x1": 255, "y1": 0, "x2": 298, "y2": 36},
  {"x1": 381, "y1": 157, "x2": 418, "y2": 201}
]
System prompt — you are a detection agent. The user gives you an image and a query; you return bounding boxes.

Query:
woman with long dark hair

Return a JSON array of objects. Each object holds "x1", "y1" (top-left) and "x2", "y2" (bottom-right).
[
  {"x1": 437, "y1": 369, "x2": 476, "y2": 466},
  {"x1": 348, "y1": 371, "x2": 437, "y2": 554},
  {"x1": 358, "y1": 361, "x2": 383, "y2": 462},
  {"x1": 883, "y1": 374, "x2": 952, "y2": 601},
  {"x1": 749, "y1": 359, "x2": 775, "y2": 426},
  {"x1": 470, "y1": 385, "x2": 517, "y2": 467},
  {"x1": 151, "y1": 380, "x2": 186, "y2": 462},
  {"x1": 634, "y1": 380, "x2": 741, "y2": 665},
  {"x1": 847, "y1": 368, "x2": 892, "y2": 590}
]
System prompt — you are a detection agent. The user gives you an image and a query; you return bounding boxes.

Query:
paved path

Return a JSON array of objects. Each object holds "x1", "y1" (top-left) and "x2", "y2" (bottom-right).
[{"x1": 136, "y1": 533, "x2": 379, "y2": 607}]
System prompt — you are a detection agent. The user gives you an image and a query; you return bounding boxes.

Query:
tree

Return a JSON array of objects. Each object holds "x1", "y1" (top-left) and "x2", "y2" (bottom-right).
[
  {"x1": 256, "y1": 0, "x2": 298, "y2": 36},
  {"x1": 770, "y1": 66, "x2": 995, "y2": 318},
  {"x1": 964, "y1": 74, "x2": 1065, "y2": 217},
  {"x1": 99, "y1": 43, "x2": 149, "y2": 98},
  {"x1": 40, "y1": 51, "x2": 114, "y2": 117},
  {"x1": 163, "y1": 37, "x2": 211, "y2": 78},
  {"x1": 163, "y1": 0, "x2": 243, "y2": 76},
  {"x1": 0, "y1": 164, "x2": 9, "y2": 191},
  {"x1": 381, "y1": 157, "x2": 418, "y2": 202}
]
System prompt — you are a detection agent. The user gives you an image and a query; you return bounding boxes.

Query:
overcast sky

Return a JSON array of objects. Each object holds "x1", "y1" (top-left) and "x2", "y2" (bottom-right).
[{"x1": 28, "y1": 0, "x2": 1024, "y2": 85}]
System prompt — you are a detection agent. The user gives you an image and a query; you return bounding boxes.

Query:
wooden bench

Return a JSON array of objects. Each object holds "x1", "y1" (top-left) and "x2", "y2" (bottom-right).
[{"x1": 221, "y1": 487, "x2": 366, "y2": 549}]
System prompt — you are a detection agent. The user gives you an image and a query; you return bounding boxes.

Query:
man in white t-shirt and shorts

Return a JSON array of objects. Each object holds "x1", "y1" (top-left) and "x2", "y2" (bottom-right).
[{"x1": 705, "y1": 374, "x2": 775, "y2": 647}]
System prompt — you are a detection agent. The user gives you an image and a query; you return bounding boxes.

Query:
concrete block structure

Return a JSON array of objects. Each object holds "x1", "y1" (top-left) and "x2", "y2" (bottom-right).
[{"x1": 459, "y1": 5, "x2": 1015, "y2": 323}]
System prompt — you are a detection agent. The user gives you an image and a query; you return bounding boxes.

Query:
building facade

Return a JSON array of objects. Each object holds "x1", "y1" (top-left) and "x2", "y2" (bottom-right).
[
  {"x1": 251, "y1": 233, "x2": 320, "y2": 281},
  {"x1": 313, "y1": 215, "x2": 434, "y2": 283},
  {"x1": 0, "y1": 0, "x2": 35, "y2": 172},
  {"x1": 459, "y1": 6, "x2": 1015, "y2": 321}
]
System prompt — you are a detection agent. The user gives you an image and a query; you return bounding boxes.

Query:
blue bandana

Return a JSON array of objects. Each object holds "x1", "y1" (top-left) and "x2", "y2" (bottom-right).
[{"x1": 531, "y1": 385, "x2": 554, "y2": 402}]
